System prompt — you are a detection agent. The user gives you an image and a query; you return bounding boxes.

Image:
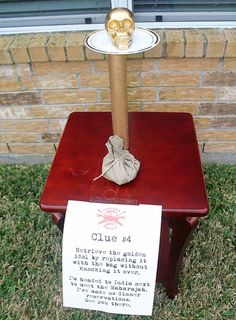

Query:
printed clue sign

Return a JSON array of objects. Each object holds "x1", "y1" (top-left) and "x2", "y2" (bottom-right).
[{"x1": 63, "y1": 200, "x2": 162, "y2": 316}]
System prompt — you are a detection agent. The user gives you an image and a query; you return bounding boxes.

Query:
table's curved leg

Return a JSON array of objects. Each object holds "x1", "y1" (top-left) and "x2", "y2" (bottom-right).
[
  {"x1": 51, "y1": 212, "x2": 65, "y2": 232},
  {"x1": 166, "y1": 217, "x2": 200, "y2": 298},
  {"x1": 156, "y1": 217, "x2": 169, "y2": 282}
]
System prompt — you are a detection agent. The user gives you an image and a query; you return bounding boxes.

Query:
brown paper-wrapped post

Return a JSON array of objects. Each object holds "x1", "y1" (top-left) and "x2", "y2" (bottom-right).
[
  {"x1": 108, "y1": 54, "x2": 129, "y2": 150},
  {"x1": 84, "y1": 8, "x2": 159, "y2": 184}
]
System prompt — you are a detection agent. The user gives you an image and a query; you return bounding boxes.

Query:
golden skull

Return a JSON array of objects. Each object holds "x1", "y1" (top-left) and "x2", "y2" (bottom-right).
[{"x1": 105, "y1": 8, "x2": 135, "y2": 50}]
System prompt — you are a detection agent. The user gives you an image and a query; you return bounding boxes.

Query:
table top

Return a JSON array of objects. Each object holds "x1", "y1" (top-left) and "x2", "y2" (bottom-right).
[{"x1": 40, "y1": 112, "x2": 208, "y2": 217}]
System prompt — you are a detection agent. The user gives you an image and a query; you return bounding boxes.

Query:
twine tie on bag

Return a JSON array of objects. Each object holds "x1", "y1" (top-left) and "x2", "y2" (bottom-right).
[{"x1": 94, "y1": 153, "x2": 137, "y2": 182}]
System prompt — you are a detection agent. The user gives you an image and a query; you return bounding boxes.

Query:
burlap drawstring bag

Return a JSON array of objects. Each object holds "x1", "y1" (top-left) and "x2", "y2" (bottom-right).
[{"x1": 94, "y1": 135, "x2": 140, "y2": 185}]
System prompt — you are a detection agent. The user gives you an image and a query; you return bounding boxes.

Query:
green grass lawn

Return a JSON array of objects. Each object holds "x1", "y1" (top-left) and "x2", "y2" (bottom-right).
[{"x1": 0, "y1": 164, "x2": 235, "y2": 320}]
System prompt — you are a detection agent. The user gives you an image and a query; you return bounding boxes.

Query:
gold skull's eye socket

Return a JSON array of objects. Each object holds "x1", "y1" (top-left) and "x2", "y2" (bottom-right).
[
  {"x1": 108, "y1": 20, "x2": 119, "y2": 29},
  {"x1": 123, "y1": 19, "x2": 133, "y2": 29}
]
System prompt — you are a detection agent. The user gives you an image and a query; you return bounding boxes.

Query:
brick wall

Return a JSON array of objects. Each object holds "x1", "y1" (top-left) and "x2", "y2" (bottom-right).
[{"x1": 0, "y1": 29, "x2": 236, "y2": 163}]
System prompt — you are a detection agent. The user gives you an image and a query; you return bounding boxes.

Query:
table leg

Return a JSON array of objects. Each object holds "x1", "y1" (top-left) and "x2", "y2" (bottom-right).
[
  {"x1": 166, "y1": 216, "x2": 199, "y2": 298},
  {"x1": 51, "y1": 212, "x2": 65, "y2": 232},
  {"x1": 156, "y1": 217, "x2": 169, "y2": 282}
]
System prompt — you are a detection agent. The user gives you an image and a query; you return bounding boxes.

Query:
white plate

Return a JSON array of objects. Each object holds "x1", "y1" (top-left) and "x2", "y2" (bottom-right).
[{"x1": 84, "y1": 27, "x2": 160, "y2": 55}]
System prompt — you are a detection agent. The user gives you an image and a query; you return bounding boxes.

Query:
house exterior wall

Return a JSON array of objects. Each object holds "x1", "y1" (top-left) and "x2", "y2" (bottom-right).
[{"x1": 0, "y1": 29, "x2": 236, "y2": 163}]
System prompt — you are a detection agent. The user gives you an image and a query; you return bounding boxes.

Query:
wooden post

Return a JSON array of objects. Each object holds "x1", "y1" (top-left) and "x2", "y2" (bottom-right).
[{"x1": 108, "y1": 54, "x2": 129, "y2": 149}]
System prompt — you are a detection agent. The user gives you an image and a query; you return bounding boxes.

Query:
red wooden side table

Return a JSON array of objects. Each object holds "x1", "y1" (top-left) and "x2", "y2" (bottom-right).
[{"x1": 40, "y1": 112, "x2": 208, "y2": 298}]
